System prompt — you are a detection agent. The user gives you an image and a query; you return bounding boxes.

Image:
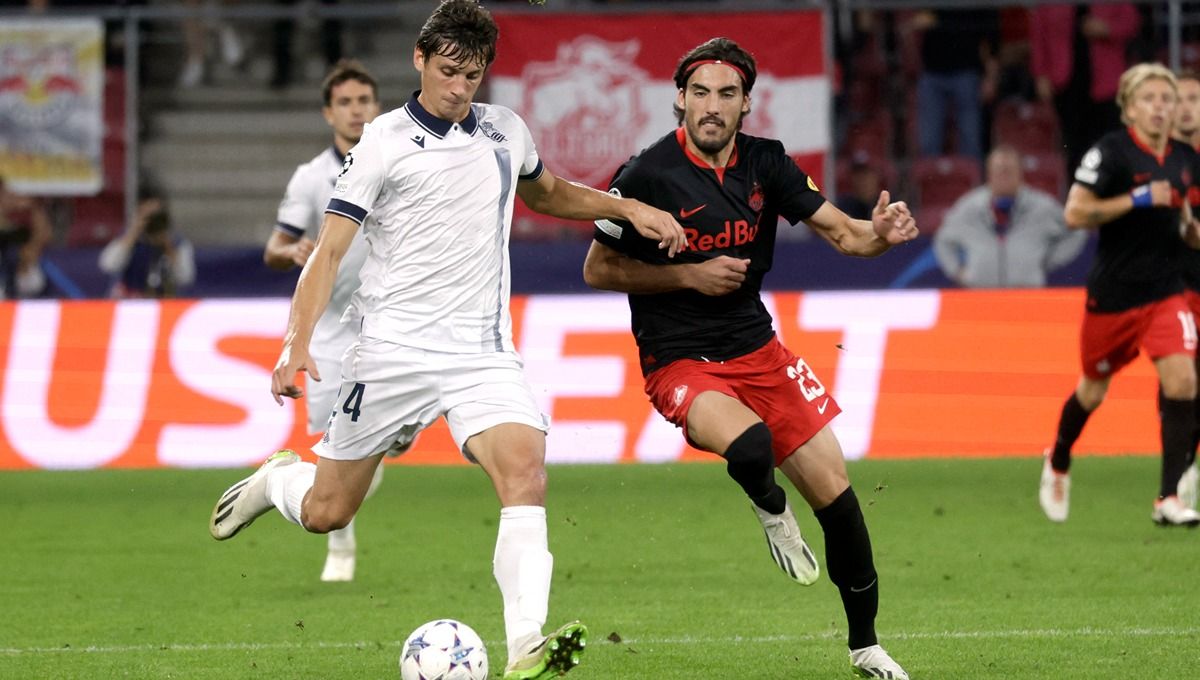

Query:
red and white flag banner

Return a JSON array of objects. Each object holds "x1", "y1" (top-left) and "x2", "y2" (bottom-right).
[{"x1": 490, "y1": 10, "x2": 830, "y2": 235}]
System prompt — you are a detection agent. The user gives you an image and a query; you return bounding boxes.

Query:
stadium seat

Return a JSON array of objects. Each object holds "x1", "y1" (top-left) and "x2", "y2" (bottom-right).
[
  {"x1": 1020, "y1": 151, "x2": 1066, "y2": 199},
  {"x1": 68, "y1": 193, "x2": 125, "y2": 247},
  {"x1": 915, "y1": 202, "x2": 952, "y2": 236},
  {"x1": 835, "y1": 154, "x2": 898, "y2": 196},
  {"x1": 912, "y1": 155, "x2": 980, "y2": 211},
  {"x1": 992, "y1": 99, "x2": 1059, "y2": 155},
  {"x1": 843, "y1": 112, "x2": 894, "y2": 161}
]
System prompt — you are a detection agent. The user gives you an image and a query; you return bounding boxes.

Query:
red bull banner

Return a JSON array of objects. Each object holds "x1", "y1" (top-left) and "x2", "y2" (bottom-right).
[
  {"x1": 0, "y1": 291, "x2": 1167, "y2": 470},
  {"x1": 0, "y1": 19, "x2": 104, "y2": 195},
  {"x1": 489, "y1": 10, "x2": 829, "y2": 234}
]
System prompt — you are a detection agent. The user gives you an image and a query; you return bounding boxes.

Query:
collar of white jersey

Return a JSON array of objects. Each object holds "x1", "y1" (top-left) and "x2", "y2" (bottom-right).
[{"x1": 404, "y1": 91, "x2": 479, "y2": 139}]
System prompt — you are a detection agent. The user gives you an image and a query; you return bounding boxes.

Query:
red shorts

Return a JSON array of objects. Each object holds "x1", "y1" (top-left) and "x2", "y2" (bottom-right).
[
  {"x1": 1080, "y1": 294, "x2": 1197, "y2": 379},
  {"x1": 644, "y1": 336, "x2": 841, "y2": 466},
  {"x1": 1186, "y1": 288, "x2": 1200, "y2": 319}
]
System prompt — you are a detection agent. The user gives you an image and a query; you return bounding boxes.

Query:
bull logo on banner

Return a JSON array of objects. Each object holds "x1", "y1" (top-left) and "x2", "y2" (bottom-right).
[{"x1": 519, "y1": 37, "x2": 649, "y2": 188}]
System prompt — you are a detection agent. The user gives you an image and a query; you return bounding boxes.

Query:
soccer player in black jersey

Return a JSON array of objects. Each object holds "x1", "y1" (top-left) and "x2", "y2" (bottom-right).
[
  {"x1": 1040, "y1": 63, "x2": 1200, "y2": 527},
  {"x1": 1170, "y1": 69, "x2": 1200, "y2": 512},
  {"x1": 583, "y1": 38, "x2": 916, "y2": 679}
]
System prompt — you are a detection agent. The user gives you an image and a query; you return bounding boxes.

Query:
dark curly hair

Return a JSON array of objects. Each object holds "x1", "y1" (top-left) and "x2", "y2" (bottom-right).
[
  {"x1": 416, "y1": 0, "x2": 499, "y2": 68},
  {"x1": 672, "y1": 38, "x2": 758, "y2": 126}
]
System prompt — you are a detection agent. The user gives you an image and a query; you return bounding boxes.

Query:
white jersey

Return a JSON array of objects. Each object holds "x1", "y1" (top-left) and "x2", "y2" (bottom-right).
[
  {"x1": 327, "y1": 94, "x2": 543, "y2": 354},
  {"x1": 275, "y1": 146, "x2": 370, "y2": 360}
]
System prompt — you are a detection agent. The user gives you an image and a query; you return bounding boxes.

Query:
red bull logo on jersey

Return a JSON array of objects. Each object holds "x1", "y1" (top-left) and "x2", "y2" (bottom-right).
[
  {"x1": 517, "y1": 36, "x2": 649, "y2": 187},
  {"x1": 684, "y1": 219, "x2": 758, "y2": 251}
]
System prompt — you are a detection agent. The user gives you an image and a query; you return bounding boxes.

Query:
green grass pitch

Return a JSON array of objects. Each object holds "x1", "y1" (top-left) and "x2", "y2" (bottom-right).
[{"x1": 2, "y1": 456, "x2": 1196, "y2": 679}]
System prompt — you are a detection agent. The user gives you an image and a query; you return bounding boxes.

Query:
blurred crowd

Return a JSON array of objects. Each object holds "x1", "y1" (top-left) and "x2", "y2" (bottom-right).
[{"x1": 1, "y1": 2, "x2": 1197, "y2": 299}]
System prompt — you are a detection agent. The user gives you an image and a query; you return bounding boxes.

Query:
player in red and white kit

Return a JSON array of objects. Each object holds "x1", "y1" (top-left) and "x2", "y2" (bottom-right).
[
  {"x1": 584, "y1": 38, "x2": 917, "y2": 680},
  {"x1": 1040, "y1": 63, "x2": 1200, "y2": 526}
]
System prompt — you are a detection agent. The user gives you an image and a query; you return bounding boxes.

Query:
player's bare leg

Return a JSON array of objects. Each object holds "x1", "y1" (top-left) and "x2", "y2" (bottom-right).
[
  {"x1": 688, "y1": 391, "x2": 818, "y2": 584},
  {"x1": 779, "y1": 426, "x2": 908, "y2": 679},
  {"x1": 468, "y1": 423, "x2": 586, "y2": 679},
  {"x1": 321, "y1": 462, "x2": 386, "y2": 581}
]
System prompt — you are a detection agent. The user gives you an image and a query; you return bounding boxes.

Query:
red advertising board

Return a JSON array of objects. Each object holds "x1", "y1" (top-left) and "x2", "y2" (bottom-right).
[{"x1": 489, "y1": 10, "x2": 830, "y2": 235}]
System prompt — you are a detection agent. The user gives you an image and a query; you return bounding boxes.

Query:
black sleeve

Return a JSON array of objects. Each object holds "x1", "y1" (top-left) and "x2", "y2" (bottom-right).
[
  {"x1": 1073, "y1": 135, "x2": 1126, "y2": 198},
  {"x1": 761, "y1": 140, "x2": 828, "y2": 225},
  {"x1": 591, "y1": 157, "x2": 665, "y2": 262}
]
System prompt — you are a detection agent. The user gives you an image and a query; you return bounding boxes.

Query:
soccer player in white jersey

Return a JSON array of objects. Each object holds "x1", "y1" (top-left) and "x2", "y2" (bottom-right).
[
  {"x1": 208, "y1": 2, "x2": 686, "y2": 679},
  {"x1": 263, "y1": 59, "x2": 381, "y2": 583}
]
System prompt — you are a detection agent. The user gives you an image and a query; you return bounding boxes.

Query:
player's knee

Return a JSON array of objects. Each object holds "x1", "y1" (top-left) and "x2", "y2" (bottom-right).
[
  {"x1": 1075, "y1": 380, "x2": 1108, "y2": 411},
  {"x1": 490, "y1": 459, "x2": 547, "y2": 506},
  {"x1": 1162, "y1": 372, "x2": 1197, "y2": 401},
  {"x1": 301, "y1": 503, "x2": 355, "y2": 534},
  {"x1": 724, "y1": 422, "x2": 774, "y2": 475}
]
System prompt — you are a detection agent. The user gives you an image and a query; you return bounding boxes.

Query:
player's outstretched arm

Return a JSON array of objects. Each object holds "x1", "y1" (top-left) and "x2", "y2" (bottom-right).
[
  {"x1": 272, "y1": 212, "x2": 356, "y2": 404},
  {"x1": 264, "y1": 231, "x2": 316, "y2": 270},
  {"x1": 804, "y1": 191, "x2": 918, "y2": 257},
  {"x1": 517, "y1": 171, "x2": 687, "y2": 256},
  {"x1": 583, "y1": 240, "x2": 748, "y2": 296},
  {"x1": 1064, "y1": 180, "x2": 1169, "y2": 229}
]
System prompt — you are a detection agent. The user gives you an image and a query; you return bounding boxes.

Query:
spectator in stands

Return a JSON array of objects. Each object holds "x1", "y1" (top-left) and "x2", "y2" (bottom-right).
[
  {"x1": 0, "y1": 177, "x2": 50, "y2": 299},
  {"x1": 98, "y1": 189, "x2": 195, "y2": 298},
  {"x1": 271, "y1": 0, "x2": 342, "y2": 89},
  {"x1": 179, "y1": 0, "x2": 246, "y2": 88},
  {"x1": 905, "y1": 9, "x2": 999, "y2": 160},
  {"x1": 835, "y1": 151, "x2": 882, "y2": 221},
  {"x1": 1030, "y1": 4, "x2": 1140, "y2": 179},
  {"x1": 934, "y1": 145, "x2": 1085, "y2": 288}
]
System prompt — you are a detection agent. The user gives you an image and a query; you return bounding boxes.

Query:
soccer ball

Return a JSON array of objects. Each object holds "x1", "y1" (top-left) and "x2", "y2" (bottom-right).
[{"x1": 399, "y1": 619, "x2": 489, "y2": 680}]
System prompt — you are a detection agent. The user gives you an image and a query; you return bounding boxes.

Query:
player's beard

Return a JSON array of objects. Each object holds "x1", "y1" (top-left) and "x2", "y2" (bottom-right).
[{"x1": 689, "y1": 116, "x2": 736, "y2": 155}]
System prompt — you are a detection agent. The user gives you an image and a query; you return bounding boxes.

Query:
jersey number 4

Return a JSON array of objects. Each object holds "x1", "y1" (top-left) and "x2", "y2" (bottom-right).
[
  {"x1": 786, "y1": 359, "x2": 826, "y2": 402},
  {"x1": 342, "y1": 382, "x2": 366, "y2": 422}
]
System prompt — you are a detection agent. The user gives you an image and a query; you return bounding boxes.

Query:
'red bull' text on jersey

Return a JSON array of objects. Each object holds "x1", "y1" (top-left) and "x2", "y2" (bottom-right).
[
  {"x1": 593, "y1": 128, "x2": 826, "y2": 375},
  {"x1": 327, "y1": 93, "x2": 543, "y2": 354}
]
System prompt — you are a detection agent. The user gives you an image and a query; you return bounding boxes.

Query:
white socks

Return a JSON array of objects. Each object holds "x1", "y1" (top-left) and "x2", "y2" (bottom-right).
[
  {"x1": 266, "y1": 460, "x2": 316, "y2": 526},
  {"x1": 493, "y1": 505, "x2": 553, "y2": 660}
]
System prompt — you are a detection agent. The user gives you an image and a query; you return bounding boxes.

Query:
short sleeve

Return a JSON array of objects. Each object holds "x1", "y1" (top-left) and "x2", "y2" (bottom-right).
[
  {"x1": 327, "y1": 123, "x2": 385, "y2": 224},
  {"x1": 275, "y1": 165, "x2": 316, "y2": 239},
  {"x1": 1073, "y1": 137, "x2": 1120, "y2": 196},
  {"x1": 592, "y1": 158, "x2": 660, "y2": 260},
  {"x1": 760, "y1": 140, "x2": 827, "y2": 224},
  {"x1": 516, "y1": 115, "x2": 544, "y2": 181}
]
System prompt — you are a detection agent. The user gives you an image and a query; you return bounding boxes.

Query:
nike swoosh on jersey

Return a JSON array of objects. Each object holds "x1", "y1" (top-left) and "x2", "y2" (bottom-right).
[
  {"x1": 817, "y1": 398, "x2": 829, "y2": 415},
  {"x1": 679, "y1": 204, "x2": 707, "y2": 218}
]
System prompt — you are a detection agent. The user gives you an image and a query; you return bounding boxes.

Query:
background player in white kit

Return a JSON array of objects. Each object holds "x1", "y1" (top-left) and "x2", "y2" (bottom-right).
[
  {"x1": 262, "y1": 58, "x2": 381, "y2": 583},
  {"x1": 209, "y1": 2, "x2": 686, "y2": 679}
]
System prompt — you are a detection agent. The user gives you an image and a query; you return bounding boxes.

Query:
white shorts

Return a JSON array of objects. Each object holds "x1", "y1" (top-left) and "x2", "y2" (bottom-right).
[
  {"x1": 305, "y1": 351, "x2": 345, "y2": 435},
  {"x1": 312, "y1": 337, "x2": 550, "y2": 462}
]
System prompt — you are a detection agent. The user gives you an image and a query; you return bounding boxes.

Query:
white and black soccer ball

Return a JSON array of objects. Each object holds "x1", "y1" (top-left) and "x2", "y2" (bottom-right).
[{"x1": 399, "y1": 619, "x2": 489, "y2": 680}]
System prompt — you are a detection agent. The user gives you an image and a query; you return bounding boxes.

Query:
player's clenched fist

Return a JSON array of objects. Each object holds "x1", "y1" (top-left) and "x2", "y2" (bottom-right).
[{"x1": 685, "y1": 255, "x2": 751, "y2": 296}]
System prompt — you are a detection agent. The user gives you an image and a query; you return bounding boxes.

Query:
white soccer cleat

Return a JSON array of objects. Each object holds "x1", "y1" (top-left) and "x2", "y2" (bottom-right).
[
  {"x1": 1038, "y1": 456, "x2": 1070, "y2": 523},
  {"x1": 1152, "y1": 495, "x2": 1200, "y2": 527},
  {"x1": 209, "y1": 450, "x2": 299, "y2": 540},
  {"x1": 1177, "y1": 463, "x2": 1199, "y2": 511},
  {"x1": 320, "y1": 548, "x2": 356, "y2": 582},
  {"x1": 752, "y1": 501, "x2": 820, "y2": 586},
  {"x1": 850, "y1": 644, "x2": 909, "y2": 679}
]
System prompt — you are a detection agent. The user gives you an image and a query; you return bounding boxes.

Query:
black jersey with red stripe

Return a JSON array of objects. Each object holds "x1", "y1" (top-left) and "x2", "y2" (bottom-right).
[
  {"x1": 1184, "y1": 142, "x2": 1200, "y2": 293},
  {"x1": 1074, "y1": 128, "x2": 1196, "y2": 311},
  {"x1": 593, "y1": 128, "x2": 826, "y2": 375}
]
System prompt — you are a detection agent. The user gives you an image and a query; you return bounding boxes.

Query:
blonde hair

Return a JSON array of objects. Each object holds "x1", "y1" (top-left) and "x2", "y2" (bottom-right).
[{"x1": 1117, "y1": 63, "x2": 1178, "y2": 124}]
